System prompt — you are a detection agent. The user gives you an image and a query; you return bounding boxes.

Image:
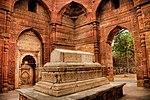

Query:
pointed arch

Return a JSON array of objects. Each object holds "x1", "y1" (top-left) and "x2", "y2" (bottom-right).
[
  {"x1": 17, "y1": 28, "x2": 43, "y2": 45},
  {"x1": 12, "y1": 0, "x2": 51, "y2": 19},
  {"x1": 21, "y1": 53, "x2": 37, "y2": 66},
  {"x1": 22, "y1": 55, "x2": 36, "y2": 65},
  {"x1": 58, "y1": 1, "x2": 88, "y2": 16},
  {"x1": 107, "y1": 26, "x2": 127, "y2": 45},
  {"x1": 96, "y1": 0, "x2": 109, "y2": 18},
  {"x1": 21, "y1": 71, "x2": 30, "y2": 78},
  {"x1": 16, "y1": 28, "x2": 43, "y2": 88}
]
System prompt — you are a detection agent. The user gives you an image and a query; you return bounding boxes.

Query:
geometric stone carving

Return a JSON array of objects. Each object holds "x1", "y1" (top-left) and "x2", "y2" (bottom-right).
[
  {"x1": 34, "y1": 49, "x2": 109, "y2": 96},
  {"x1": 20, "y1": 65, "x2": 33, "y2": 86}
]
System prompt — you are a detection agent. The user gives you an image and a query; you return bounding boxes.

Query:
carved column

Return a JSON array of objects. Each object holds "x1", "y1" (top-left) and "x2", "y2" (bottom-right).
[
  {"x1": 141, "y1": 4, "x2": 150, "y2": 86},
  {"x1": 136, "y1": 6, "x2": 147, "y2": 86},
  {"x1": 50, "y1": 23, "x2": 57, "y2": 53},
  {"x1": 0, "y1": 36, "x2": 4, "y2": 92},
  {"x1": 51, "y1": 23, "x2": 57, "y2": 44},
  {"x1": 3, "y1": 11, "x2": 11, "y2": 91},
  {"x1": 3, "y1": 38, "x2": 9, "y2": 91},
  {"x1": 92, "y1": 21, "x2": 100, "y2": 63}
]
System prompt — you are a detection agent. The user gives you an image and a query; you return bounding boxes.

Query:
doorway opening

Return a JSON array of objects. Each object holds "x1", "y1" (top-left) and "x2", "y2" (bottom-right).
[
  {"x1": 112, "y1": 29, "x2": 136, "y2": 79},
  {"x1": 20, "y1": 55, "x2": 36, "y2": 87}
]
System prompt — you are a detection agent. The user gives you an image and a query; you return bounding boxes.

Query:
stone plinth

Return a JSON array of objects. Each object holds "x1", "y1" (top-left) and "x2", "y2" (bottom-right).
[
  {"x1": 34, "y1": 49, "x2": 109, "y2": 96},
  {"x1": 18, "y1": 82, "x2": 126, "y2": 100}
]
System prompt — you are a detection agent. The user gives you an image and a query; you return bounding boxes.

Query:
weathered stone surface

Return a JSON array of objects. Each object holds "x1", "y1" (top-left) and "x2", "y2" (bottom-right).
[
  {"x1": 50, "y1": 49, "x2": 94, "y2": 63},
  {"x1": 33, "y1": 49, "x2": 108, "y2": 96},
  {"x1": 17, "y1": 82, "x2": 126, "y2": 100},
  {"x1": 0, "y1": 0, "x2": 150, "y2": 92},
  {"x1": 34, "y1": 77, "x2": 109, "y2": 96}
]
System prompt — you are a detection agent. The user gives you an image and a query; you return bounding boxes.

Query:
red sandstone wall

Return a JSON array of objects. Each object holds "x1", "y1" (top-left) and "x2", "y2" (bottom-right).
[
  {"x1": 13, "y1": 0, "x2": 51, "y2": 64},
  {"x1": 98, "y1": 0, "x2": 142, "y2": 81},
  {"x1": 0, "y1": 39, "x2": 3, "y2": 92},
  {"x1": 0, "y1": 7, "x2": 6, "y2": 92},
  {"x1": 143, "y1": 3, "x2": 150, "y2": 81},
  {"x1": 0, "y1": 0, "x2": 150, "y2": 91}
]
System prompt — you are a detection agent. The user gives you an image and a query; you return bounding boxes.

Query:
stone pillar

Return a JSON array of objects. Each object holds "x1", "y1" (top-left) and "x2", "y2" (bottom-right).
[
  {"x1": 92, "y1": 21, "x2": 100, "y2": 63},
  {"x1": 3, "y1": 11, "x2": 11, "y2": 91},
  {"x1": 3, "y1": 38, "x2": 9, "y2": 91},
  {"x1": 51, "y1": 23, "x2": 57, "y2": 44},
  {"x1": 0, "y1": 37, "x2": 3, "y2": 92},
  {"x1": 136, "y1": 6, "x2": 147, "y2": 87},
  {"x1": 141, "y1": 4, "x2": 150, "y2": 86},
  {"x1": 49, "y1": 23, "x2": 57, "y2": 62},
  {"x1": 50, "y1": 23, "x2": 57, "y2": 55}
]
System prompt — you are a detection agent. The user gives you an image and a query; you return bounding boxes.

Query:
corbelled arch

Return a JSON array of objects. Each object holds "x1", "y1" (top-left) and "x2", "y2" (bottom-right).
[
  {"x1": 57, "y1": 0, "x2": 89, "y2": 14},
  {"x1": 58, "y1": 1, "x2": 88, "y2": 15},
  {"x1": 57, "y1": 1, "x2": 88, "y2": 22}
]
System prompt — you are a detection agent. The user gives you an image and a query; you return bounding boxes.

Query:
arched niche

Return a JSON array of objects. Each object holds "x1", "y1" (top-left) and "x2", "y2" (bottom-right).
[
  {"x1": 59, "y1": 1, "x2": 87, "y2": 25},
  {"x1": 15, "y1": 29, "x2": 42, "y2": 88},
  {"x1": 96, "y1": 0, "x2": 136, "y2": 81},
  {"x1": 105, "y1": 25, "x2": 135, "y2": 81},
  {"x1": 56, "y1": 1, "x2": 94, "y2": 52},
  {"x1": 96, "y1": 0, "x2": 134, "y2": 19},
  {"x1": 13, "y1": 0, "x2": 51, "y2": 22},
  {"x1": 20, "y1": 55, "x2": 36, "y2": 86},
  {"x1": 107, "y1": 26, "x2": 127, "y2": 45}
]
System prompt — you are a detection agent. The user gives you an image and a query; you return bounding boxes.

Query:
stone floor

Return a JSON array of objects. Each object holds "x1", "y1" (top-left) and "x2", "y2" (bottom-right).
[
  {"x1": 0, "y1": 90, "x2": 19, "y2": 100},
  {"x1": 115, "y1": 75, "x2": 150, "y2": 100},
  {"x1": 0, "y1": 74, "x2": 150, "y2": 100}
]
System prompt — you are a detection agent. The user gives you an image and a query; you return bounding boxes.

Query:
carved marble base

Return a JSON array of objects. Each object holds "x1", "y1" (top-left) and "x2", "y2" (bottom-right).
[
  {"x1": 34, "y1": 77, "x2": 109, "y2": 96},
  {"x1": 34, "y1": 62, "x2": 109, "y2": 96},
  {"x1": 33, "y1": 49, "x2": 110, "y2": 96}
]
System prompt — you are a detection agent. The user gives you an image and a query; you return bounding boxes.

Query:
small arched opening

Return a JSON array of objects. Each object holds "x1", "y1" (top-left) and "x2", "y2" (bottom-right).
[
  {"x1": 21, "y1": 55, "x2": 36, "y2": 87},
  {"x1": 107, "y1": 26, "x2": 136, "y2": 80},
  {"x1": 16, "y1": 29, "x2": 42, "y2": 88}
]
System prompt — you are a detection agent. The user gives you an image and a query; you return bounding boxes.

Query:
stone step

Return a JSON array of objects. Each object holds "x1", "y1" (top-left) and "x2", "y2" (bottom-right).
[{"x1": 17, "y1": 82, "x2": 126, "y2": 100}]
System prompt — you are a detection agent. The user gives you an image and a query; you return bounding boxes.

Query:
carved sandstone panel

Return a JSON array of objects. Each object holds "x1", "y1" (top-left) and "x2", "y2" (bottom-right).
[
  {"x1": 142, "y1": 4, "x2": 150, "y2": 27},
  {"x1": 76, "y1": 44, "x2": 94, "y2": 54},
  {"x1": 17, "y1": 31, "x2": 41, "y2": 51},
  {"x1": 0, "y1": 10, "x2": 6, "y2": 34},
  {"x1": 145, "y1": 31, "x2": 150, "y2": 77},
  {"x1": 0, "y1": 39, "x2": 3, "y2": 92}
]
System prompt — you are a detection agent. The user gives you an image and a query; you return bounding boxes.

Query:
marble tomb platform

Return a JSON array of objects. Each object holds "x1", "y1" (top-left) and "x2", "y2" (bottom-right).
[{"x1": 17, "y1": 49, "x2": 125, "y2": 100}]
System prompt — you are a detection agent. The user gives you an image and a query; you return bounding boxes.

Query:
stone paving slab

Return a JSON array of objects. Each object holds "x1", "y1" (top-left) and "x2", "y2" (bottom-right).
[
  {"x1": 116, "y1": 78, "x2": 150, "y2": 100},
  {"x1": 0, "y1": 90, "x2": 19, "y2": 100},
  {"x1": 17, "y1": 82, "x2": 125, "y2": 100}
]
